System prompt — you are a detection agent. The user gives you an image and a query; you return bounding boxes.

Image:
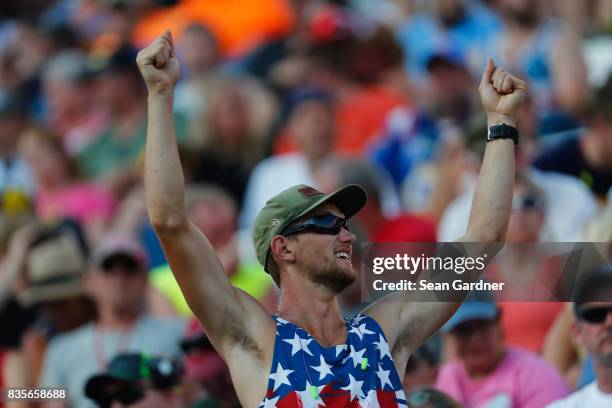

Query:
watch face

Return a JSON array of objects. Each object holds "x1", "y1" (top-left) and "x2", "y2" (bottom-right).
[{"x1": 487, "y1": 128, "x2": 493, "y2": 141}]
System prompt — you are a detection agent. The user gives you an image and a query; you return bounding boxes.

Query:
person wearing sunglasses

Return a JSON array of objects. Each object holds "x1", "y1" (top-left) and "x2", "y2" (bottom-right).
[
  {"x1": 39, "y1": 233, "x2": 186, "y2": 408},
  {"x1": 140, "y1": 29, "x2": 525, "y2": 407},
  {"x1": 547, "y1": 267, "x2": 612, "y2": 407}
]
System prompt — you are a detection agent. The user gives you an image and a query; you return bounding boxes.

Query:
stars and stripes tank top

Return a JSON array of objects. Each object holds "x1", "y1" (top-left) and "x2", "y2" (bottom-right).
[{"x1": 258, "y1": 314, "x2": 408, "y2": 407}]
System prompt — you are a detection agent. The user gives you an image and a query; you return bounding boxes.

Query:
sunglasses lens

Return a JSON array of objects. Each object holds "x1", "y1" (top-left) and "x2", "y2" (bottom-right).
[
  {"x1": 313, "y1": 214, "x2": 341, "y2": 228},
  {"x1": 311, "y1": 214, "x2": 349, "y2": 233},
  {"x1": 284, "y1": 213, "x2": 349, "y2": 236},
  {"x1": 580, "y1": 308, "x2": 610, "y2": 323}
]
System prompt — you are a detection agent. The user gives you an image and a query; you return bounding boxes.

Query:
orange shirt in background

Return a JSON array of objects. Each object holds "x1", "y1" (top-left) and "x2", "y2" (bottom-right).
[
  {"x1": 499, "y1": 302, "x2": 565, "y2": 353},
  {"x1": 132, "y1": 0, "x2": 295, "y2": 57},
  {"x1": 334, "y1": 85, "x2": 406, "y2": 154}
]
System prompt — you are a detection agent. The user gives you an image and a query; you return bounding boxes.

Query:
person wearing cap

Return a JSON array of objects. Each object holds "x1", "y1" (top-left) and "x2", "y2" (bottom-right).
[
  {"x1": 180, "y1": 318, "x2": 240, "y2": 407},
  {"x1": 547, "y1": 267, "x2": 612, "y2": 407},
  {"x1": 139, "y1": 30, "x2": 524, "y2": 406},
  {"x1": 84, "y1": 352, "x2": 183, "y2": 407},
  {"x1": 0, "y1": 225, "x2": 95, "y2": 395},
  {"x1": 14, "y1": 229, "x2": 95, "y2": 384},
  {"x1": 39, "y1": 232, "x2": 186, "y2": 408},
  {"x1": 239, "y1": 86, "x2": 337, "y2": 231},
  {"x1": 435, "y1": 291, "x2": 570, "y2": 407}
]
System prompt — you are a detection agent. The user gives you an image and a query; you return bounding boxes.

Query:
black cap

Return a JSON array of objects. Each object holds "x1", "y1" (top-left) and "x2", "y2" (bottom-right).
[
  {"x1": 572, "y1": 265, "x2": 612, "y2": 313},
  {"x1": 85, "y1": 353, "x2": 151, "y2": 406}
]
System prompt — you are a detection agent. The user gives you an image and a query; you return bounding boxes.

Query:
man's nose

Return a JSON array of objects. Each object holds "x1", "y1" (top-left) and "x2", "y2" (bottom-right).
[
  {"x1": 604, "y1": 310, "x2": 612, "y2": 327},
  {"x1": 339, "y1": 227, "x2": 356, "y2": 243}
]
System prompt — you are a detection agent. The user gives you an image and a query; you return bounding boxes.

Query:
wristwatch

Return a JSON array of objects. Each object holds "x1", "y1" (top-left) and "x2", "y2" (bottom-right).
[{"x1": 487, "y1": 124, "x2": 519, "y2": 145}]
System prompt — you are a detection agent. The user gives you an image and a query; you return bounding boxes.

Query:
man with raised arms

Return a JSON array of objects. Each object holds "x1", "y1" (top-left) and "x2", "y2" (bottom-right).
[{"x1": 137, "y1": 30, "x2": 526, "y2": 407}]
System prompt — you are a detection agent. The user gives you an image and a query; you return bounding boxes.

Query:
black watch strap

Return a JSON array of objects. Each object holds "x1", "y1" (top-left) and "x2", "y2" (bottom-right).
[{"x1": 487, "y1": 124, "x2": 519, "y2": 145}]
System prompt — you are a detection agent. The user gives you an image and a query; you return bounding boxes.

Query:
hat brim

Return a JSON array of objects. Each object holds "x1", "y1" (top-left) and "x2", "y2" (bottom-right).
[
  {"x1": 441, "y1": 302, "x2": 499, "y2": 333},
  {"x1": 17, "y1": 279, "x2": 83, "y2": 307},
  {"x1": 294, "y1": 184, "x2": 367, "y2": 222}
]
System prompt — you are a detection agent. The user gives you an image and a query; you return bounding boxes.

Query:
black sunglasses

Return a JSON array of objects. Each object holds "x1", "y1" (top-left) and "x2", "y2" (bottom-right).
[
  {"x1": 101, "y1": 255, "x2": 141, "y2": 274},
  {"x1": 576, "y1": 306, "x2": 612, "y2": 324},
  {"x1": 282, "y1": 213, "x2": 350, "y2": 237}
]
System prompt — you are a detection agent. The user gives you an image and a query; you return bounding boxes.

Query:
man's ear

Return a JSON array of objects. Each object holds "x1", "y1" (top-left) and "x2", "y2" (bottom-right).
[
  {"x1": 270, "y1": 235, "x2": 297, "y2": 263},
  {"x1": 571, "y1": 321, "x2": 583, "y2": 345}
]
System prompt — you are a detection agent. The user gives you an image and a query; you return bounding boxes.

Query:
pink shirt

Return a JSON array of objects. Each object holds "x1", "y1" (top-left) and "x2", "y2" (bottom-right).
[
  {"x1": 436, "y1": 347, "x2": 570, "y2": 408},
  {"x1": 36, "y1": 183, "x2": 117, "y2": 226}
]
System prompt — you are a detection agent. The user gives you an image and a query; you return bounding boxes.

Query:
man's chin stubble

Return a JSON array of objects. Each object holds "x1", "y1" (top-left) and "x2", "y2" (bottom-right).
[{"x1": 309, "y1": 264, "x2": 356, "y2": 294}]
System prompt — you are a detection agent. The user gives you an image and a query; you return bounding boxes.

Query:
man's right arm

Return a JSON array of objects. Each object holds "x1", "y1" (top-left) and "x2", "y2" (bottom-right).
[{"x1": 137, "y1": 32, "x2": 274, "y2": 362}]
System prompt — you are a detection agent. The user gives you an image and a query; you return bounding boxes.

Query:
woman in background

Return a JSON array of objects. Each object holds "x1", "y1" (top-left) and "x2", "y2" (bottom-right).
[{"x1": 18, "y1": 126, "x2": 117, "y2": 244}]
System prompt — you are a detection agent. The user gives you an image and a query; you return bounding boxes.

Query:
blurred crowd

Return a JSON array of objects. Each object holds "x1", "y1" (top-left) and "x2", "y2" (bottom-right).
[{"x1": 0, "y1": 0, "x2": 611, "y2": 407}]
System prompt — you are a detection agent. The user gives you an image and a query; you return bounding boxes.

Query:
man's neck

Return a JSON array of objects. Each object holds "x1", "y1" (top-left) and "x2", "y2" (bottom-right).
[
  {"x1": 96, "y1": 305, "x2": 142, "y2": 330},
  {"x1": 595, "y1": 361, "x2": 612, "y2": 394},
  {"x1": 277, "y1": 275, "x2": 347, "y2": 346}
]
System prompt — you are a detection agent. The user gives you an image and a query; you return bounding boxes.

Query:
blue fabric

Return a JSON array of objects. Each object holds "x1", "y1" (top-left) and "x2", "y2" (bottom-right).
[
  {"x1": 369, "y1": 108, "x2": 439, "y2": 188},
  {"x1": 396, "y1": 3, "x2": 501, "y2": 81},
  {"x1": 578, "y1": 355, "x2": 596, "y2": 389}
]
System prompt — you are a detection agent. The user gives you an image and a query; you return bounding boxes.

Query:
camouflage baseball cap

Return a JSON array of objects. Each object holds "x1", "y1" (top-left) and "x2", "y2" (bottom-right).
[{"x1": 253, "y1": 184, "x2": 367, "y2": 271}]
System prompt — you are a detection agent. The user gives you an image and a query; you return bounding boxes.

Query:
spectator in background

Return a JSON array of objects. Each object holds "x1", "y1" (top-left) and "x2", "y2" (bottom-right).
[
  {"x1": 326, "y1": 25, "x2": 409, "y2": 155},
  {"x1": 272, "y1": 7, "x2": 410, "y2": 155},
  {"x1": 535, "y1": 77, "x2": 612, "y2": 201},
  {"x1": 174, "y1": 23, "x2": 222, "y2": 121},
  {"x1": 438, "y1": 102, "x2": 598, "y2": 242},
  {"x1": 0, "y1": 92, "x2": 34, "y2": 216},
  {"x1": 548, "y1": 267, "x2": 612, "y2": 407},
  {"x1": 150, "y1": 184, "x2": 276, "y2": 316},
  {"x1": 489, "y1": 0, "x2": 588, "y2": 132},
  {"x1": 11, "y1": 228, "x2": 95, "y2": 386},
  {"x1": 184, "y1": 79, "x2": 278, "y2": 207},
  {"x1": 40, "y1": 233, "x2": 186, "y2": 408},
  {"x1": 0, "y1": 217, "x2": 38, "y2": 389},
  {"x1": 396, "y1": 0, "x2": 501, "y2": 84},
  {"x1": 436, "y1": 295, "x2": 570, "y2": 407},
  {"x1": 240, "y1": 88, "x2": 335, "y2": 229},
  {"x1": 18, "y1": 126, "x2": 117, "y2": 244},
  {"x1": 76, "y1": 45, "x2": 187, "y2": 198},
  {"x1": 76, "y1": 45, "x2": 148, "y2": 182},
  {"x1": 180, "y1": 318, "x2": 240, "y2": 407},
  {"x1": 40, "y1": 50, "x2": 106, "y2": 155},
  {"x1": 543, "y1": 206, "x2": 612, "y2": 388},
  {"x1": 84, "y1": 352, "x2": 184, "y2": 408},
  {"x1": 0, "y1": 20, "x2": 54, "y2": 93},
  {"x1": 368, "y1": 104, "x2": 439, "y2": 191},
  {"x1": 491, "y1": 173, "x2": 565, "y2": 352},
  {"x1": 424, "y1": 52, "x2": 480, "y2": 126}
]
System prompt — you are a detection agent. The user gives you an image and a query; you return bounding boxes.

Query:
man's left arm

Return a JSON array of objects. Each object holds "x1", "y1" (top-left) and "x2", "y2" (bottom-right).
[{"x1": 364, "y1": 59, "x2": 527, "y2": 357}]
